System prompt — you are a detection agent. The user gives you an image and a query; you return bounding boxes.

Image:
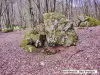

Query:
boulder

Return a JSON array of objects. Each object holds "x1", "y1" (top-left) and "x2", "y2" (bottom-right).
[
  {"x1": 43, "y1": 12, "x2": 78, "y2": 46},
  {"x1": 21, "y1": 12, "x2": 78, "y2": 54},
  {"x1": 20, "y1": 32, "x2": 39, "y2": 53},
  {"x1": 76, "y1": 15, "x2": 100, "y2": 27},
  {"x1": 20, "y1": 29, "x2": 47, "y2": 53}
]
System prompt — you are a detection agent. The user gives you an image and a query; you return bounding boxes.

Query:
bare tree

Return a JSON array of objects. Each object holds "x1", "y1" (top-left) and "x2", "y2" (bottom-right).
[
  {"x1": 53, "y1": 0, "x2": 56, "y2": 12},
  {"x1": 45, "y1": 0, "x2": 48, "y2": 13},
  {"x1": 0, "y1": 1, "x2": 2, "y2": 29},
  {"x1": 0, "y1": 0, "x2": 99, "y2": 29}
]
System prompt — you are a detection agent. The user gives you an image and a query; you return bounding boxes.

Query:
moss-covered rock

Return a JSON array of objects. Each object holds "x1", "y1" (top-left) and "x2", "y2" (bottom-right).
[
  {"x1": 2, "y1": 27, "x2": 13, "y2": 33},
  {"x1": 20, "y1": 28, "x2": 47, "y2": 53},
  {"x1": 13, "y1": 26, "x2": 21, "y2": 30},
  {"x1": 43, "y1": 12, "x2": 78, "y2": 46},
  {"x1": 80, "y1": 21, "x2": 89, "y2": 27},
  {"x1": 21, "y1": 12, "x2": 78, "y2": 53},
  {"x1": 77, "y1": 15, "x2": 100, "y2": 27},
  {"x1": 20, "y1": 32, "x2": 38, "y2": 53},
  {"x1": 20, "y1": 38, "x2": 36, "y2": 53},
  {"x1": 43, "y1": 12, "x2": 68, "y2": 31},
  {"x1": 1, "y1": 25, "x2": 23, "y2": 33},
  {"x1": 86, "y1": 16, "x2": 100, "y2": 27},
  {"x1": 24, "y1": 45, "x2": 36, "y2": 53},
  {"x1": 20, "y1": 39, "x2": 28, "y2": 48},
  {"x1": 21, "y1": 31, "x2": 41, "y2": 46},
  {"x1": 65, "y1": 30, "x2": 78, "y2": 46}
]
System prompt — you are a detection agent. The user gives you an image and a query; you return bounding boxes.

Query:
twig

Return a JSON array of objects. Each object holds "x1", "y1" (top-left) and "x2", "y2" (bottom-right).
[{"x1": 66, "y1": 50, "x2": 84, "y2": 63}]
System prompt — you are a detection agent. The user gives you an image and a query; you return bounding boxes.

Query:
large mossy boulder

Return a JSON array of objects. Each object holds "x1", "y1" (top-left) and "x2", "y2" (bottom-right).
[
  {"x1": 76, "y1": 15, "x2": 100, "y2": 27},
  {"x1": 21, "y1": 12, "x2": 78, "y2": 53},
  {"x1": 43, "y1": 12, "x2": 78, "y2": 46}
]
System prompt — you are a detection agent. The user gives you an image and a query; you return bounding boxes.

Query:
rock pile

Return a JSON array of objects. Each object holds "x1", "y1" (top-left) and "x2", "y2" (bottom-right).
[
  {"x1": 20, "y1": 12, "x2": 78, "y2": 54},
  {"x1": 76, "y1": 15, "x2": 100, "y2": 27}
]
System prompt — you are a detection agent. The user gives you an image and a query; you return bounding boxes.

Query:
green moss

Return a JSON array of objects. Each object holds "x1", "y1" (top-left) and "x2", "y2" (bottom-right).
[
  {"x1": 20, "y1": 39, "x2": 28, "y2": 48},
  {"x1": 59, "y1": 18, "x2": 68, "y2": 25},
  {"x1": 24, "y1": 32, "x2": 31, "y2": 39},
  {"x1": 2, "y1": 28, "x2": 8, "y2": 32},
  {"x1": 23, "y1": 32, "x2": 40, "y2": 42},
  {"x1": 2, "y1": 27, "x2": 13, "y2": 33},
  {"x1": 31, "y1": 28, "x2": 39, "y2": 34},
  {"x1": 31, "y1": 34, "x2": 40, "y2": 41},
  {"x1": 13, "y1": 26, "x2": 21, "y2": 30},
  {"x1": 56, "y1": 37, "x2": 64, "y2": 45},
  {"x1": 43, "y1": 13, "x2": 51, "y2": 21},
  {"x1": 20, "y1": 31, "x2": 40, "y2": 53},
  {"x1": 65, "y1": 30, "x2": 78, "y2": 46},
  {"x1": 55, "y1": 31, "x2": 62, "y2": 36},
  {"x1": 85, "y1": 16, "x2": 100, "y2": 27},
  {"x1": 21, "y1": 12, "x2": 78, "y2": 52},
  {"x1": 80, "y1": 22, "x2": 86, "y2": 27},
  {"x1": 79, "y1": 16, "x2": 100, "y2": 27},
  {"x1": 53, "y1": 12, "x2": 65, "y2": 20},
  {"x1": 1, "y1": 25, "x2": 24, "y2": 33},
  {"x1": 43, "y1": 12, "x2": 67, "y2": 22},
  {"x1": 43, "y1": 12, "x2": 78, "y2": 46},
  {"x1": 20, "y1": 34, "x2": 37, "y2": 53},
  {"x1": 24, "y1": 45, "x2": 36, "y2": 53},
  {"x1": 65, "y1": 36, "x2": 75, "y2": 46}
]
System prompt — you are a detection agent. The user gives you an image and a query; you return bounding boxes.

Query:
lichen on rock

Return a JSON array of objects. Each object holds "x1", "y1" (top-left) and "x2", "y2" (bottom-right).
[
  {"x1": 20, "y1": 25, "x2": 47, "y2": 53},
  {"x1": 20, "y1": 32, "x2": 39, "y2": 53},
  {"x1": 86, "y1": 16, "x2": 100, "y2": 27},
  {"x1": 24, "y1": 45, "x2": 36, "y2": 53},
  {"x1": 43, "y1": 12, "x2": 78, "y2": 47},
  {"x1": 76, "y1": 15, "x2": 100, "y2": 27},
  {"x1": 64, "y1": 30, "x2": 78, "y2": 46},
  {"x1": 21, "y1": 12, "x2": 78, "y2": 54}
]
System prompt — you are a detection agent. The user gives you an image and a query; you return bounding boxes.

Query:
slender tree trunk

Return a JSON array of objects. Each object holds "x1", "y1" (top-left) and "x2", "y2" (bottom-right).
[
  {"x1": 5, "y1": 0, "x2": 11, "y2": 28},
  {"x1": 28, "y1": 0, "x2": 34, "y2": 27},
  {"x1": 0, "y1": 1, "x2": 2, "y2": 29},
  {"x1": 45, "y1": 0, "x2": 48, "y2": 13},
  {"x1": 65, "y1": 0, "x2": 68, "y2": 17},
  {"x1": 53, "y1": 0, "x2": 56, "y2": 12}
]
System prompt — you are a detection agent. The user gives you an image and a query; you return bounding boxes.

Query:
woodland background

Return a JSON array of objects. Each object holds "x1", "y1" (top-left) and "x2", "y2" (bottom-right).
[{"x1": 0, "y1": 0, "x2": 100, "y2": 28}]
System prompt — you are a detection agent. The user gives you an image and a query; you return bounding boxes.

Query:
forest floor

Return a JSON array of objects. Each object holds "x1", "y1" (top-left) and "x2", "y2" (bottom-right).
[{"x1": 0, "y1": 26, "x2": 100, "y2": 75}]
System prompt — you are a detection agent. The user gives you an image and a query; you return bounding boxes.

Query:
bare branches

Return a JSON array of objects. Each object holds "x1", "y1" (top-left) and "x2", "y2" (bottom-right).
[{"x1": 0, "y1": 0, "x2": 100, "y2": 28}]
